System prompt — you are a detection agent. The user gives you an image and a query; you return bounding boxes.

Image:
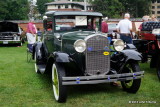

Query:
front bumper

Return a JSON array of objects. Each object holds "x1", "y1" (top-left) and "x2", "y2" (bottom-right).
[
  {"x1": 0, "y1": 40, "x2": 21, "y2": 45},
  {"x1": 62, "y1": 71, "x2": 144, "y2": 85}
]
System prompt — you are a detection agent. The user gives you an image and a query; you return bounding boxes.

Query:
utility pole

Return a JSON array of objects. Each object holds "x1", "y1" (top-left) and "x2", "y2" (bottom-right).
[
  {"x1": 28, "y1": 0, "x2": 37, "y2": 20},
  {"x1": 84, "y1": 0, "x2": 87, "y2": 11}
]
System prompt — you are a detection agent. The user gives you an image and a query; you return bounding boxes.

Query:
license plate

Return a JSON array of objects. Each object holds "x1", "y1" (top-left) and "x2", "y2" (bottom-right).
[{"x1": 3, "y1": 41, "x2": 8, "y2": 44}]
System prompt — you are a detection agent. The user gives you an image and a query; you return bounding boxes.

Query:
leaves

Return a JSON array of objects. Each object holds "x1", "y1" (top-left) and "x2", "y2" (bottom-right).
[
  {"x1": 92, "y1": 0, "x2": 123, "y2": 18},
  {"x1": 0, "y1": 0, "x2": 29, "y2": 20},
  {"x1": 37, "y1": 0, "x2": 53, "y2": 15},
  {"x1": 0, "y1": 0, "x2": 153, "y2": 20},
  {"x1": 118, "y1": 0, "x2": 152, "y2": 17},
  {"x1": 92, "y1": 0, "x2": 152, "y2": 18}
]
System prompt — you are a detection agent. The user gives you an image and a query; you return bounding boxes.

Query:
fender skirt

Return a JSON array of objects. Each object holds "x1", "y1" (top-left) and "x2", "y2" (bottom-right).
[{"x1": 121, "y1": 50, "x2": 142, "y2": 61}]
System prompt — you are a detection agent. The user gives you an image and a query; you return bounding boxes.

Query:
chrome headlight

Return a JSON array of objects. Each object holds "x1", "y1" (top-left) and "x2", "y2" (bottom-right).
[
  {"x1": 113, "y1": 39, "x2": 125, "y2": 52},
  {"x1": 74, "y1": 39, "x2": 86, "y2": 53}
]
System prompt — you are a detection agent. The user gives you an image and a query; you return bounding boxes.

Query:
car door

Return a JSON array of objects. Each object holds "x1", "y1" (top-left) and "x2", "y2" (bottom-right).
[{"x1": 43, "y1": 17, "x2": 55, "y2": 55}]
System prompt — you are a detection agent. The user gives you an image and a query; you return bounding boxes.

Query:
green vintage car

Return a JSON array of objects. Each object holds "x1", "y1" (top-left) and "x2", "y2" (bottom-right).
[{"x1": 33, "y1": 11, "x2": 144, "y2": 103}]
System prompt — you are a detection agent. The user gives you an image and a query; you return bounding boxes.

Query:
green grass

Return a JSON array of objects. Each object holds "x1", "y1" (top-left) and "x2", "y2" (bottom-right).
[{"x1": 0, "y1": 43, "x2": 160, "y2": 107}]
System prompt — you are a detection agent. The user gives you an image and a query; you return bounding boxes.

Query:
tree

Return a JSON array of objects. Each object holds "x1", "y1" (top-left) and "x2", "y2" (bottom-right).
[
  {"x1": 0, "y1": 1, "x2": 8, "y2": 20},
  {"x1": 91, "y1": 0, "x2": 123, "y2": 18},
  {"x1": 119, "y1": 0, "x2": 152, "y2": 18},
  {"x1": 92, "y1": 0, "x2": 152, "y2": 18},
  {"x1": 73, "y1": 0, "x2": 84, "y2": 1},
  {"x1": 0, "y1": 0, "x2": 29, "y2": 20},
  {"x1": 37, "y1": 0, "x2": 53, "y2": 15}
]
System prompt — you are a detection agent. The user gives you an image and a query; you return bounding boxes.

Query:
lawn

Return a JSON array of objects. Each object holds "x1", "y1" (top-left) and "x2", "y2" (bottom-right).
[{"x1": 0, "y1": 43, "x2": 160, "y2": 107}]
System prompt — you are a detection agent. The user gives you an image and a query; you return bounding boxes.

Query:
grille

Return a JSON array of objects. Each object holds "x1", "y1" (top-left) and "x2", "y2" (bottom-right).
[
  {"x1": 0, "y1": 36, "x2": 14, "y2": 40},
  {"x1": 85, "y1": 35, "x2": 110, "y2": 75}
]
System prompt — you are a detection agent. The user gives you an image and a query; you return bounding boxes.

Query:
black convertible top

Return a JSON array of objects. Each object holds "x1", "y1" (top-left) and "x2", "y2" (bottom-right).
[{"x1": 45, "y1": 11, "x2": 103, "y2": 17}]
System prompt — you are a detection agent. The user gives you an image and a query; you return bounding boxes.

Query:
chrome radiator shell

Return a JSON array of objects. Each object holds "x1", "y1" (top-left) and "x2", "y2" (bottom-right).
[{"x1": 85, "y1": 34, "x2": 110, "y2": 75}]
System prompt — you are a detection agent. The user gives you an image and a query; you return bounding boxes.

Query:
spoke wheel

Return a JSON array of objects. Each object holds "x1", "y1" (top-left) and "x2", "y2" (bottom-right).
[
  {"x1": 121, "y1": 61, "x2": 141, "y2": 93},
  {"x1": 52, "y1": 63, "x2": 67, "y2": 103}
]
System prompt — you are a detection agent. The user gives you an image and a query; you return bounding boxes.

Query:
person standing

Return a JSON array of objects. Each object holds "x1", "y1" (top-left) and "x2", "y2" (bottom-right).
[
  {"x1": 151, "y1": 15, "x2": 158, "y2": 22},
  {"x1": 138, "y1": 15, "x2": 149, "y2": 31},
  {"x1": 37, "y1": 28, "x2": 42, "y2": 42},
  {"x1": 116, "y1": 13, "x2": 133, "y2": 44},
  {"x1": 101, "y1": 17, "x2": 108, "y2": 33},
  {"x1": 26, "y1": 18, "x2": 37, "y2": 44},
  {"x1": 26, "y1": 18, "x2": 37, "y2": 52}
]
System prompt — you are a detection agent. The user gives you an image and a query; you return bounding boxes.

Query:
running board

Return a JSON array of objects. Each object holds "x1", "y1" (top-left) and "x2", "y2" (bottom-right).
[{"x1": 37, "y1": 64, "x2": 46, "y2": 74}]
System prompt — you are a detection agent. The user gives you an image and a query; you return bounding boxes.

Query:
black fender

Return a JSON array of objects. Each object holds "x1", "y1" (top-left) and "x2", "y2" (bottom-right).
[
  {"x1": 53, "y1": 52, "x2": 71, "y2": 63},
  {"x1": 46, "y1": 52, "x2": 71, "y2": 68},
  {"x1": 33, "y1": 42, "x2": 43, "y2": 60},
  {"x1": 46, "y1": 52, "x2": 83, "y2": 75},
  {"x1": 121, "y1": 50, "x2": 142, "y2": 61},
  {"x1": 126, "y1": 44, "x2": 137, "y2": 50}
]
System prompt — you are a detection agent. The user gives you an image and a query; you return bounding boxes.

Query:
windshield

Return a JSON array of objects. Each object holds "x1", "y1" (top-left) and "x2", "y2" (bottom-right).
[{"x1": 55, "y1": 15, "x2": 101, "y2": 32}]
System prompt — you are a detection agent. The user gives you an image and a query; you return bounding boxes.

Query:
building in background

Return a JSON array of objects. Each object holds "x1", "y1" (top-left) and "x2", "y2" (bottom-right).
[
  {"x1": 45, "y1": 0, "x2": 94, "y2": 12},
  {"x1": 151, "y1": 0, "x2": 160, "y2": 18}
]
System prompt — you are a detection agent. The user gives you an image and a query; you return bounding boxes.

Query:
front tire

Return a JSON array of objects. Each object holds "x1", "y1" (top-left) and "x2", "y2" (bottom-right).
[
  {"x1": 150, "y1": 55, "x2": 157, "y2": 68},
  {"x1": 34, "y1": 52, "x2": 40, "y2": 74},
  {"x1": 17, "y1": 42, "x2": 22, "y2": 46},
  {"x1": 121, "y1": 61, "x2": 141, "y2": 93},
  {"x1": 52, "y1": 63, "x2": 67, "y2": 103},
  {"x1": 157, "y1": 54, "x2": 160, "y2": 81}
]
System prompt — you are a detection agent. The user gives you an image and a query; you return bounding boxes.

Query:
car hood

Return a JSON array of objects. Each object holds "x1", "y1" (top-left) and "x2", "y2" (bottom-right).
[
  {"x1": 0, "y1": 22, "x2": 19, "y2": 32},
  {"x1": 61, "y1": 31, "x2": 103, "y2": 54}
]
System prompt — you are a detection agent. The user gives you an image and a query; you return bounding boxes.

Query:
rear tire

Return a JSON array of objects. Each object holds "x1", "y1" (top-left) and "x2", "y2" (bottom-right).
[
  {"x1": 121, "y1": 61, "x2": 141, "y2": 93},
  {"x1": 52, "y1": 62, "x2": 67, "y2": 103}
]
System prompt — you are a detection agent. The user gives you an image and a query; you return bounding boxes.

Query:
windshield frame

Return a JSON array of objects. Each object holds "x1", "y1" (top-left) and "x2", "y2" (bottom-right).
[{"x1": 53, "y1": 15, "x2": 102, "y2": 33}]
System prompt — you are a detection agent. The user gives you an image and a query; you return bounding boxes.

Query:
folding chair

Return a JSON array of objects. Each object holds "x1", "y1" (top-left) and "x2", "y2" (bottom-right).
[{"x1": 27, "y1": 44, "x2": 33, "y2": 62}]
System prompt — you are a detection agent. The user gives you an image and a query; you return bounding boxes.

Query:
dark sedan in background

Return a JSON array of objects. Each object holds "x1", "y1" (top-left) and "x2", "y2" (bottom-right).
[{"x1": 0, "y1": 21, "x2": 22, "y2": 46}]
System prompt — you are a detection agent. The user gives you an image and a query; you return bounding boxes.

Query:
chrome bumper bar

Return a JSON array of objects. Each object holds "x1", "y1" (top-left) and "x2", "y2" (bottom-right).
[{"x1": 62, "y1": 71, "x2": 144, "y2": 85}]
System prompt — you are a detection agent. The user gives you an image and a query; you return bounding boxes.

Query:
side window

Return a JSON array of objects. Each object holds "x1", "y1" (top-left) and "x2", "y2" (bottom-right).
[
  {"x1": 94, "y1": 17, "x2": 101, "y2": 30},
  {"x1": 43, "y1": 16, "x2": 53, "y2": 32},
  {"x1": 88, "y1": 17, "x2": 100, "y2": 30},
  {"x1": 47, "y1": 21, "x2": 52, "y2": 32},
  {"x1": 55, "y1": 16, "x2": 74, "y2": 31}
]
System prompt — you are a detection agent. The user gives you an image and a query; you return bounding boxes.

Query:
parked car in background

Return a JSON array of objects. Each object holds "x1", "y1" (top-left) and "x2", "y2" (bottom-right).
[
  {"x1": 0, "y1": 21, "x2": 22, "y2": 46},
  {"x1": 33, "y1": 11, "x2": 144, "y2": 103},
  {"x1": 107, "y1": 23, "x2": 119, "y2": 39},
  {"x1": 108, "y1": 23, "x2": 117, "y2": 33},
  {"x1": 133, "y1": 21, "x2": 160, "y2": 80},
  {"x1": 107, "y1": 22, "x2": 138, "y2": 39}
]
